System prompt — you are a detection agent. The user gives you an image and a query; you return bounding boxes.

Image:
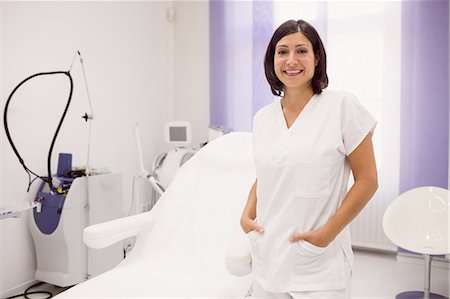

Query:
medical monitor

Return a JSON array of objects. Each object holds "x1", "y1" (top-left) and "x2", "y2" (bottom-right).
[{"x1": 165, "y1": 121, "x2": 192, "y2": 147}]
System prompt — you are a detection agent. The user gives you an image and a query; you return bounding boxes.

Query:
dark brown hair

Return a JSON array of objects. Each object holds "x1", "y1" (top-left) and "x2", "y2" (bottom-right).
[{"x1": 264, "y1": 20, "x2": 328, "y2": 96}]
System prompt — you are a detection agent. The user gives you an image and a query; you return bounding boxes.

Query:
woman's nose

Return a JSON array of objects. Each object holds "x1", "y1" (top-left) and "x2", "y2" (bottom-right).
[{"x1": 286, "y1": 54, "x2": 298, "y2": 66}]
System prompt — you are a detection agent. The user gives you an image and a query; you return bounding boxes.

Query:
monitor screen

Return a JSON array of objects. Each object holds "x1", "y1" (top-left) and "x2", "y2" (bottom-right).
[
  {"x1": 165, "y1": 121, "x2": 191, "y2": 146},
  {"x1": 170, "y1": 126, "x2": 187, "y2": 142}
]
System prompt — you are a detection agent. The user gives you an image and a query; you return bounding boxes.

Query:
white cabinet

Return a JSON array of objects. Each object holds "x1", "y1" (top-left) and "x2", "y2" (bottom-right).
[{"x1": 29, "y1": 173, "x2": 124, "y2": 287}]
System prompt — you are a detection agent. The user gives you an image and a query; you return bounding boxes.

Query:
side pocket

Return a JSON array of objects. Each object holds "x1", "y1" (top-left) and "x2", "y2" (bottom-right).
[
  {"x1": 246, "y1": 230, "x2": 259, "y2": 245},
  {"x1": 300, "y1": 240, "x2": 328, "y2": 255},
  {"x1": 292, "y1": 240, "x2": 345, "y2": 284},
  {"x1": 246, "y1": 230, "x2": 263, "y2": 275}
]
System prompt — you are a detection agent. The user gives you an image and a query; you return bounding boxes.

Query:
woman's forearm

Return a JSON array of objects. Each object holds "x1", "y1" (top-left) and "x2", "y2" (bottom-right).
[
  {"x1": 321, "y1": 133, "x2": 378, "y2": 243},
  {"x1": 322, "y1": 178, "x2": 378, "y2": 243},
  {"x1": 240, "y1": 180, "x2": 258, "y2": 233}
]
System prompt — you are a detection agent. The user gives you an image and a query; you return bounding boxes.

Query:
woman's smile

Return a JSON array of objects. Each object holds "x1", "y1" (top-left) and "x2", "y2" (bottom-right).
[{"x1": 283, "y1": 69, "x2": 304, "y2": 76}]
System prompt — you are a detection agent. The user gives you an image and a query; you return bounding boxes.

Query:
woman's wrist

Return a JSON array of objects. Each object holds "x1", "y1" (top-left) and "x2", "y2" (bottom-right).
[
  {"x1": 319, "y1": 224, "x2": 338, "y2": 245},
  {"x1": 240, "y1": 216, "x2": 252, "y2": 233}
]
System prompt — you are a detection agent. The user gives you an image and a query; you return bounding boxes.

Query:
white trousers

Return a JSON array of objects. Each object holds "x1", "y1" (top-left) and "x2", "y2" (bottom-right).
[{"x1": 248, "y1": 257, "x2": 352, "y2": 299}]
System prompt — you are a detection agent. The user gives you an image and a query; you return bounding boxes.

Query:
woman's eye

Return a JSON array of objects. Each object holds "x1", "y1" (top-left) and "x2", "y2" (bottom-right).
[
  {"x1": 277, "y1": 50, "x2": 287, "y2": 55},
  {"x1": 297, "y1": 49, "x2": 308, "y2": 54}
]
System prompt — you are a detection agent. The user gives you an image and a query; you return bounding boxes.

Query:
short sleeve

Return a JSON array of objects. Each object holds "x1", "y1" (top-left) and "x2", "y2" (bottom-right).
[{"x1": 340, "y1": 93, "x2": 377, "y2": 156}]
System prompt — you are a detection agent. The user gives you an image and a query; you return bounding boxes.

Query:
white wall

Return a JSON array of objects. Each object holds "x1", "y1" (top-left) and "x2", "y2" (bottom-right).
[
  {"x1": 0, "y1": 1, "x2": 174, "y2": 295},
  {"x1": 0, "y1": 2, "x2": 4, "y2": 294},
  {"x1": 173, "y1": 1, "x2": 209, "y2": 149}
]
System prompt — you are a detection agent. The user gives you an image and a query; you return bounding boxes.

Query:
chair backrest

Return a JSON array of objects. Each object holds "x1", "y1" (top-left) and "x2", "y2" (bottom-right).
[
  {"x1": 382, "y1": 186, "x2": 449, "y2": 255},
  {"x1": 126, "y1": 132, "x2": 255, "y2": 296}
]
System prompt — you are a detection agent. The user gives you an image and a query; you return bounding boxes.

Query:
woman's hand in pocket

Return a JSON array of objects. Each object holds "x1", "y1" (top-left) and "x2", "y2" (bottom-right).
[
  {"x1": 289, "y1": 228, "x2": 333, "y2": 248},
  {"x1": 240, "y1": 217, "x2": 265, "y2": 234}
]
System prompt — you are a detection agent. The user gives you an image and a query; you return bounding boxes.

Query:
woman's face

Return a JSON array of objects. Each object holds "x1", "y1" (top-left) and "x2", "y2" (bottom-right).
[{"x1": 274, "y1": 32, "x2": 317, "y2": 93}]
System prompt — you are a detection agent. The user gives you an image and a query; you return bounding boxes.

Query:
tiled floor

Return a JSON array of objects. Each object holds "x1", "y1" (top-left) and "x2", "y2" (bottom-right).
[
  {"x1": 352, "y1": 250, "x2": 449, "y2": 298},
  {"x1": 7, "y1": 250, "x2": 449, "y2": 298}
]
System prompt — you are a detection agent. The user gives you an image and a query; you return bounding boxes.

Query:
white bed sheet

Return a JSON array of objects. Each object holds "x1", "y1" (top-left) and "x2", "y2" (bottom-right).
[{"x1": 56, "y1": 132, "x2": 255, "y2": 298}]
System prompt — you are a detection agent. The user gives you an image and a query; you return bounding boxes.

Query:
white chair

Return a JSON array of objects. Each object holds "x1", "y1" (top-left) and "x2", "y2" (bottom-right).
[
  {"x1": 55, "y1": 132, "x2": 255, "y2": 298},
  {"x1": 383, "y1": 186, "x2": 449, "y2": 299}
]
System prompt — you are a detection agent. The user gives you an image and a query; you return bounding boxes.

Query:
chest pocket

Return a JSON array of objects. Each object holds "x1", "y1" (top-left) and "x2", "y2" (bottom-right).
[{"x1": 290, "y1": 156, "x2": 333, "y2": 199}]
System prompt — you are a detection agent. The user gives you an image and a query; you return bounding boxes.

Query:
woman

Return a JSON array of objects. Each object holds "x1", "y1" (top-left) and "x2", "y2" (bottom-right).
[{"x1": 240, "y1": 20, "x2": 378, "y2": 298}]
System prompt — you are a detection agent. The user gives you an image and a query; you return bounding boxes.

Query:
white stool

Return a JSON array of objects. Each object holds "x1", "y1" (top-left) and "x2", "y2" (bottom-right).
[{"x1": 383, "y1": 186, "x2": 449, "y2": 299}]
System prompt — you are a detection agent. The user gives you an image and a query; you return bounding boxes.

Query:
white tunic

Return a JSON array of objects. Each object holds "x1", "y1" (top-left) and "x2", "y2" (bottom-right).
[{"x1": 250, "y1": 89, "x2": 377, "y2": 292}]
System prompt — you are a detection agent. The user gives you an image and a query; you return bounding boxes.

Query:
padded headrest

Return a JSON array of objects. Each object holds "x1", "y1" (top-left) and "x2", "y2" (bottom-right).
[{"x1": 196, "y1": 132, "x2": 254, "y2": 171}]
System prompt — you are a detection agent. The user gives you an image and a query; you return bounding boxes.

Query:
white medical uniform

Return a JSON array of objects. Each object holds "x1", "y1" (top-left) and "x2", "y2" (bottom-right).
[{"x1": 250, "y1": 89, "x2": 376, "y2": 293}]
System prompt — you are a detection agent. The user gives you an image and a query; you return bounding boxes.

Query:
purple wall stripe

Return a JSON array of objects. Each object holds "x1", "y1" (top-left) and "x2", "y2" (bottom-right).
[
  {"x1": 209, "y1": 0, "x2": 228, "y2": 129},
  {"x1": 252, "y1": 1, "x2": 274, "y2": 115},
  {"x1": 400, "y1": 0, "x2": 449, "y2": 193},
  {"x1": 210, "y1": 0, "x2": 273, "y2": 131}
]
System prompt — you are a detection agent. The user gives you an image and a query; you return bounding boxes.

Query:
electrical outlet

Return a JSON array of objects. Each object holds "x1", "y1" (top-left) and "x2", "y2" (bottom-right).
[{"x1": 0, "y1": 208, "x2": 21, "y2": 220}]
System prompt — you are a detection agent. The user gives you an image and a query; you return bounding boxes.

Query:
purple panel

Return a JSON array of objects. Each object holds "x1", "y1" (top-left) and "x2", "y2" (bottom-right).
[
  {"x1": 252, "y1": 1, "x2": 274, "y2": 116},
  {"x1": 400, "y1": 0, "x2": 449, "y2": 193},
  {"x1": 209, "y1": 0, "x2": 228, "y2": 128},
  {"x1": 210, "y1": 0, "x2": 274, "y2": 130}
]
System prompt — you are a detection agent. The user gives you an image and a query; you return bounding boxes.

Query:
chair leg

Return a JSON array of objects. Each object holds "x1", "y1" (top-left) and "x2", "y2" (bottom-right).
[
  {"x1": 424, "y1": 254, "x2": 432, "y2": 299},
  {"x1": 395, "y1": 254, "x2": 449, "y2": 299}
]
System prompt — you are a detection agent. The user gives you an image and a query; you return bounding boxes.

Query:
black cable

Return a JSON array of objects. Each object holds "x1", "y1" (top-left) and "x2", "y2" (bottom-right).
[
  {"x1": 4, "y1": 281, "x2": 53, "y2": 299},
  {"x1": 46, "y1": 72, "x2": 73, "y2": 191},
  {"x1": 3, "y1": 71, "x2": 73, "y2": 192}
]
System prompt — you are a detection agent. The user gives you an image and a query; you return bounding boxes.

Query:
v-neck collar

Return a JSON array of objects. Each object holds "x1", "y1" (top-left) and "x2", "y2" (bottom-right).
[{"x1": 276, "y1": 94, "x2": 317, "y2": 132}]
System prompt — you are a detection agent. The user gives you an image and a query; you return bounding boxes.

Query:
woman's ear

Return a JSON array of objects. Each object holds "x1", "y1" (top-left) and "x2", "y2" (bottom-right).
[{"x1": 315, "y1": 53, "x2": 320, "y2": 66}]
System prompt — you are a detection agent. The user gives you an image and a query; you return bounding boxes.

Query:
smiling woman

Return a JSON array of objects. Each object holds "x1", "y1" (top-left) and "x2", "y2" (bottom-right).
[
  {"x1": 271, "y1": 2, "x2": 403, "y2": 253},
  {"x1": 240, "y1": 19, "x2": 378, "y2": 298}
]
